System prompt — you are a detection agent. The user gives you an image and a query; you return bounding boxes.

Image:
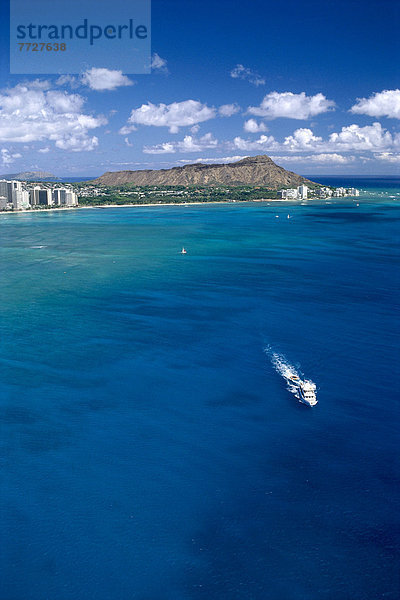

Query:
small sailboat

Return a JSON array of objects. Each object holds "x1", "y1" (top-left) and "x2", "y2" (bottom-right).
[{"x1": 181, "y1": 247, "x2": 187, "y2": 254}]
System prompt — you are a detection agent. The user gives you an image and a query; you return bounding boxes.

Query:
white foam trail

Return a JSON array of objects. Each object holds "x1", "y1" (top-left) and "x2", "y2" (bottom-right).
[{"x1": 264, "y1": 346, "x2": 315, "y2": 400}]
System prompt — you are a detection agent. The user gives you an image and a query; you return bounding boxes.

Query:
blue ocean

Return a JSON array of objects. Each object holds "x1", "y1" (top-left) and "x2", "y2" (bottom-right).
[{"x1": 0, "y1": 178, "x2": 399, "y2": 599}]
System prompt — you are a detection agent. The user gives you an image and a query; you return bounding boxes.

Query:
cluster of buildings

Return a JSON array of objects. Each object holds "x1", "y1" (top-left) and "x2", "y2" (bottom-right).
[
  {"x1": 314, "y1": 186, "x2": 360, "y2": 198},
  {"x1": 278, "y1": 185, "x2": 309, "y2": 200},
  {"x1": 0, "y1": 180, "x2": 78, "y2": 211},
  {"x1": 278, "y1": 184, "x2": 360, "y2": 200}
]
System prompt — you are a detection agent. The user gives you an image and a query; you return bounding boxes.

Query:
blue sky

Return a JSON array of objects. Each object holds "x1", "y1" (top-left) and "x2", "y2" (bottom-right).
[{"x1": 0, "y1": 0, "x2": 399, "y2": 176}]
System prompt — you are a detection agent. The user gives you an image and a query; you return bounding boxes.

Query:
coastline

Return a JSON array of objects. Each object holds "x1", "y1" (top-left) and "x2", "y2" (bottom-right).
[
  {"x1": 0, "y1": 196, "x2": 366, "y2": 216},
  {"x1": 0, "y1": 206, "x2": 81, "y2": 216},
  {"x1": 0, "y1": 199, "x2": 289, "y2": 215}
]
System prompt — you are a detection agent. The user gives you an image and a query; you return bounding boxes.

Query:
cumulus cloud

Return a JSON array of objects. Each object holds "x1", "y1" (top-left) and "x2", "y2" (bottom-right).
[
  {"x1": 243, "y1": 119, "x2": 267, "y2": 133},
  {"x1": 233, "y1": 134, "x2": 278, "y2": 151},
  {"x1": 283, "y1": 128, "x2": 323, "y2": 150},
  {"x1": 219, "y1": 103, "x2": 240, "y2": 117},
  {"x1": 177, "y1": 155, "x2": 248, "y2": 165},
  {"x1": 122, "y1": 100, "x2": 216, "y2": 134},
  {"x1": 279, "y1": 122, "x2": 397, "y2": 153},
  {"x1": 81, "y1": 68, "x2": 134, "y2": 91},
  {"x1": 124, "y1": 137, "x2": 133, "y2": 147},
  {"x1": 328, "y1": 122, "x2": 394, "y2": 151},
  {"x1": 38, "y1": 147, "x2": 50, "y2": 153},
  {"x1": 350, "y1": 90, "x2": 400, "y2": 119},
  {"x1": 248, "y1": 91, "x2": 335, "y2": 120},
  {"x1": 0, "y1": 81, "x2": 107, "y2": 151},
  {"x1": 56, "y1": 135, "x2": 99, "y2": 152},
  {"x1": 1, "y1": 148, "x2": 22, "y2": 166},
  {"x1": 143, "y1": 132, "x2": 218, "y2": 154},
  {"x1": 270, "y1": 153, "x2": 356, "y2": 164},
  {"x1": 374, "y1": 152, "x2": 400, "y2": 163},
  {"x1": 228, "y1": 122, "x2": 399, "y2": 160},
  {"x1": 230, "y1": 64, "x2": 265, "y2": 86},
  {"x1": 151, "y1": 53, "x2": 168, "y2": 73}
]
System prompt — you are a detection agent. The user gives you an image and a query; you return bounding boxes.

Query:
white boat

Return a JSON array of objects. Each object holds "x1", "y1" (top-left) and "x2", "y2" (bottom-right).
[
  {"x1": 181, "y1": 247, "x2": 187, "y2": 254},
  {"x1": 287, "y1": 375, "x2": 318, "y2": 406}
]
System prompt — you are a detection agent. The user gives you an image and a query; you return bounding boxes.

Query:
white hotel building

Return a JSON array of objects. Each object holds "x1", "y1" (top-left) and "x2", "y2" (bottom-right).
[
  {"x1": 0, "y1": 180, "x2": 78, "y2": 210},
  {"x1": 278, "y1": 185, "x2": 308, "y2": 200}
]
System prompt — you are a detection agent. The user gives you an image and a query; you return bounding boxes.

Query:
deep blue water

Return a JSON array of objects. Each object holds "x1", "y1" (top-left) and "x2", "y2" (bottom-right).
[
  {"x1": 309, "y1": 175, "x2": 400, "y2": 193},
  {"x1": 0, "y1": 183, "x2": 399, "y2": 599},
  {"x1": 57, "y1": 177, "x2": 95, "y2": 183},
  {"x1": 35, "y1": 177, "x2": 95, "y2": 183}
]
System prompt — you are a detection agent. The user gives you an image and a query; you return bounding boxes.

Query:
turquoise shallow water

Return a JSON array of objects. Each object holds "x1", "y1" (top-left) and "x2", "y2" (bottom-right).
[{"x1": 0, "y1": 184, "x2": 399, "y2": 599}]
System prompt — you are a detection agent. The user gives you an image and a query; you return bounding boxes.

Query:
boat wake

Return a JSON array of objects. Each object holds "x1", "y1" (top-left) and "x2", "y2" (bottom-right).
[{"x1": 264, "y1": 347, "x2": 317, "y2": 403}]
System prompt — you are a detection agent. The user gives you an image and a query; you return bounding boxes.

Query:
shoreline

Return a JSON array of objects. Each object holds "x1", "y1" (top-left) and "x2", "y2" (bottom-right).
[
  {"x1": 0, "y1": 206, "x2": 81, "y2": 215},
  {"x1": 83, "y1": 199, "x2": 285, "y2": 208},
  {"x1": 0, "y1": 196, "x2": 365, "y2": 216},
  {"x1": 0, "y1": 199, "x2": 285, "y2": 215}
]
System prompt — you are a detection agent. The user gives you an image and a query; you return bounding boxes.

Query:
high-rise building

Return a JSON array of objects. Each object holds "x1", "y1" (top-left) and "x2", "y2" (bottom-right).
[
  {"x1": 38, "y1": 189, "x2": 53, "y2": 205},
  {"x1": 297, "y1": 185, "x2": 308, "y2": 200},
  {"x1": 1, "y1": 181, "x2": 77, "y2": 211},
  {"x1": 52, "y1": 188, "x2": 78, "y2": 207},
  {"x1": 13, "y1": 189, "x2": 30, "y2": 210},
  {"x1": 52, "y1": 188, "x2": 67, "y2": 206},
  {"x1": 30, "y1": 186, "x2": 52, "y2": 206},
  {"x1": 0, "y1": 181, "x2": 8, "y2": 201},
  {"x1": 0, "y1": 179, "x2": 21, "y2": 203},
  {"x1": 64, "y1": 190, "x2": 78, "y2": 206}
]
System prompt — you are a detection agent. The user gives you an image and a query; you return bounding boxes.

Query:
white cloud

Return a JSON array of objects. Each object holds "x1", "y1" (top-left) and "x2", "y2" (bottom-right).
[
  {"x1": 248, "y1": 91, "x2": 335, "y2": 120},
  {"x1": 270, "y1": 153, "x2": 356, "y2": 164},
  {"x1": 56, "y1": 135, "x2": 99, "y2": 152},
  {"x1": 190, "y1": 125, "x2": 200, "y2": 134},
  {"x1": 230, "y1": 64, "x2": 265, "y2": 86},
  {"x1": 283, "y1": 128, "x2": 323, "y2": 150},
  {"x1": 0, "y1": 81, "x2": 106, "y2": 151},
  {"x1": 177, "y1": 155, "x2": 248, "y2": 164},
  {"x1": 122, "y1": 100, "x2": 216, "y2": 134},
  {"x1": 124, "y1": 137, "x2": 133, "y2": 147},
  {"x1": 143, "y1": 142, "x2": 175, "y2": 155},
  {"x1": 233, "y1": 134, "x2": 278, "y2": 151},
  {"x1": 227, "y1": 122, "x2": 399, "y2": 160},
  {"x1": 350, "y1": 90, "x2": 400, "y2": 119},
  {"x1": 56, "y1": 75, "x2": 80, "y2": 89},
  {"x1": 38, "y1": 147, "x2": 50, "y2": 153},
  {"x1": 143, "y1": 132, "x2": 218, "y2": 154},
  {"x1": 1, "y1": 148, "x2": 22, "y2": 166},
  {"x1": 81, "y1": 68, "x2": 134, "y2": 91},
  {"x1": 280, "y1": 122, "x2": 397, "y2": 153},
  {"x1": 374, "y1": 152, "x2": 400, "y2": 164},
  {"x1": 243, "y1": 119, "x2": 267, "y2": 133},
  {"x1": 219, "y1": 103, "x2": 240, "y2": 117},
  {"x1": 151, "y1": 53, "x2": 168, "y2": 73},
  {"x1": 328, "y1": 122, "x2": 394, "y2": 151},
  {"x1": 119, "y1": 124, "x2": 137, "y2": 135}
]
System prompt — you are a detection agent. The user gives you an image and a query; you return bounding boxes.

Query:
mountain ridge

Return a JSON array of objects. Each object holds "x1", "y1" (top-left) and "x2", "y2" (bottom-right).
[
  {"x1": 92, "y1": 155, "x2": 316, "y2": 188},
  {"x1": 0, "y1": 171, "x2": 59, "y2": 181}
]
